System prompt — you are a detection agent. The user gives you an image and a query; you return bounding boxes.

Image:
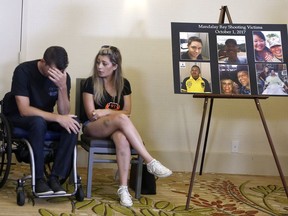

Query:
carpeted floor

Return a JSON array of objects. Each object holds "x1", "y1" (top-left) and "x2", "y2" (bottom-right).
[{"x1": 0, "y1": 164, "x2": 287, "y2": 216}]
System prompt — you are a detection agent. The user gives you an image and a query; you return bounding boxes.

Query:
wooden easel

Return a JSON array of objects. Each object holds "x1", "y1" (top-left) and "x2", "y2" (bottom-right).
[
  {"x1": 218, "y1": 5, "x2": 232, "y2": 24},
  {"x1": 185, "y1": 6, "x2": 288, "y2": 210},
  {"x1": 199, "y1": 5, "x2": 232, "y2": 177}
]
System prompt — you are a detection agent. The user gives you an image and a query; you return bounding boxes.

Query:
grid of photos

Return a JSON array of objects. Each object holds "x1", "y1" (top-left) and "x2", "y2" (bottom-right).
[{"x1": 171, "y1": 23, "x2": 288, "y2": 96}]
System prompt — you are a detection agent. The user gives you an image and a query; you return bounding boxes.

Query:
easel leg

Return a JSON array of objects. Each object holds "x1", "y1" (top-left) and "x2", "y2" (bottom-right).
[
  {"x1": 185, "y1": 97, "x2": 209, "y2": 210},
  {"x1": 199, "y1": 98, "x2": 214, "y2": 175},
  {"x1": 254, "y1": 98, "x2": 288, "y2": 197}
]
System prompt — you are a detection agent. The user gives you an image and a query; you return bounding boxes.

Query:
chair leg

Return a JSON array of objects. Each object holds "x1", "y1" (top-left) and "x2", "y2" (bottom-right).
[
  {"x1": 134, "y1": 155, "x2": 143, "y2": 199},
  {"x1": 86, "y1": 150, "x2": 94, "y2": 198}
]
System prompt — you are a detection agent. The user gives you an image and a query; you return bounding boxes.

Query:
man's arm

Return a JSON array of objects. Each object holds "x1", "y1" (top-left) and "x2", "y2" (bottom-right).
[
  {"x1": 181, "y1": 77, "x2": 188, "y2": 92},
  {"x1": 204, "y1": 79, "x2": 211, "y2": 92},
  {"x1": 16, "y1": 95, "x2": 61, "y2": 122},
  {"x1": 57, "y1": 83, "x2": 70, "y2": 115},
  {"x1": 16, "y1": 95, "x2": 80, "y2": 134},
  {"x1": 48, "y1": 68, "x2": 70, "y2": 114}
]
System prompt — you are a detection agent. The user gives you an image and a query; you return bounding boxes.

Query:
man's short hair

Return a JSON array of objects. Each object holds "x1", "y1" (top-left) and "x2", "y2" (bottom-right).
[
  {"x1": 187, "y1": 36, "x2": 203, "y2": 46},
  {"x1": 236, "y1": 65, "x2": 248, "y2": 74},
  {"x1": 191, "y1": 65, "x2": 201, "y2": 72},
  {"x1": 43, "y1": 46, "x2": 69, "y2": 71}
]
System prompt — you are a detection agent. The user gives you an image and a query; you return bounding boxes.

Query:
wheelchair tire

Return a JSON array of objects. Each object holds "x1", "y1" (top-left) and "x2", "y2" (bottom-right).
[
  {"x1": 75, "y1": 185, "x2": 84, "y2": 202},
  {"x1": 0, "y1": 113, "x2": 12, "y2": 188},
  {"x1": 16, "y1": 187, "x2": 25, "y2": 206}
]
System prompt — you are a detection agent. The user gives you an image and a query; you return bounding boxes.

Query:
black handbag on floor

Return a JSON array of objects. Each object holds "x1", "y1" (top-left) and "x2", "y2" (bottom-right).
[{"x1": 129, "y1": 163, "x2": 156, "y2": 195}]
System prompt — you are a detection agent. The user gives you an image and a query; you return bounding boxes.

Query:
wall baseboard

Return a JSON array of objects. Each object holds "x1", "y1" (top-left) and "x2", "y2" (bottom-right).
[
  {"x1": 77, "y1": 147, "x2": 287, "y2": 176},
  {"x1": 150, "y1": 150, "x2": 288, "y2": 176}
]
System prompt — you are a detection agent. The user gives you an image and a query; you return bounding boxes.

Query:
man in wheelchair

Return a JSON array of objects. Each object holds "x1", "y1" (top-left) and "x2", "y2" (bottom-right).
[{"x1": 4, "y1": 46, "x2": 80, "y2": 196}]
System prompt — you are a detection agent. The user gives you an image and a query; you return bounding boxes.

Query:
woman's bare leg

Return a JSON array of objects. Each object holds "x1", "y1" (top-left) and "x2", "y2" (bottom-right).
[
  {"x1": 85, "y1": 113, "x2": 153, "y2": 163},
  {"x1": 84, "y1": 113, "x2": 172, "y2": 178},
  {"x1": 111, "y1": 130, "x2": 131, "y2": 186}
]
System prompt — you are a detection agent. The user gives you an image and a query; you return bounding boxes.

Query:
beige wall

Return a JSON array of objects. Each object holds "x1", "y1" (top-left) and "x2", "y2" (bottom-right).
[
  {"x1": 2, "y1": 0, "x2": 288, "y2": 175},
  {"x1": 0, "y1": 1, "x2": 22, "y2": 95}
]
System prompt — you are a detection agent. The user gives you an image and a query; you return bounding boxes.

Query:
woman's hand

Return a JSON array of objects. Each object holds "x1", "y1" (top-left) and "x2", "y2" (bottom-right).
[
  {"x1": 264, "y1": 52, "x2": 273, "y2": 62},
  {"x1": 91, "y1": 109, "x2": 111, "y2": 121}
]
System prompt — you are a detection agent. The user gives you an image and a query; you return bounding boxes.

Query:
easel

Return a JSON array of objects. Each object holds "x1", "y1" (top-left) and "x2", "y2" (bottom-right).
[{"x1": 185, "y1": 6, "x2": 288, "y2": 210}]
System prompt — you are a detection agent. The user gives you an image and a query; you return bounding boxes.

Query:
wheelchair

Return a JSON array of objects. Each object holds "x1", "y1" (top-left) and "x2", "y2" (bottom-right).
[{"x1": 0, "y1": 93, "x2": 84, "y2": 206}]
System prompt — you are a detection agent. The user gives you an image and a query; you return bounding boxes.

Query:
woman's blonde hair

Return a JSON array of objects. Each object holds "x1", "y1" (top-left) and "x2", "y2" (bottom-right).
[{"x1": 92, "y1": 46, "x2": 124, "y2": 106}]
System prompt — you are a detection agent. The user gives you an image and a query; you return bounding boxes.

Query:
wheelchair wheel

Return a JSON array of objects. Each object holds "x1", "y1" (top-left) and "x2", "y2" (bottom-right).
[
  {"x1": 75, "y1": 185, "x2": 84, "y2": 202},
  {"x1": 16, "y1": 186, "x2": 25, "y2": 206},
  {"x1": 0, "y1": 113, "x2": 12, "y2": 188}
]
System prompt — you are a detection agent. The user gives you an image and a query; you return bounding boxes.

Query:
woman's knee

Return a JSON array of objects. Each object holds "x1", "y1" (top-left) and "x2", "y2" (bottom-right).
[
  {"x1": 112, "y1": 131, "x2": 130, "y2": 149},
  {"x1": 112, "y1": 113, "x2": 131, "y2": 126}
]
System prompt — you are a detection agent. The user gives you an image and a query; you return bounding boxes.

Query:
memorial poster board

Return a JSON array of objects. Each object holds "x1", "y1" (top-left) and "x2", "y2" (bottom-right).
[{"x1": 171, "y1": 23, "x2": 288, "y2": 96}]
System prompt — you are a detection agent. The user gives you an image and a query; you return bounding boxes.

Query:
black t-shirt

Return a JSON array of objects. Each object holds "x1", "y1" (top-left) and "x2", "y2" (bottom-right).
[
  {"x1": 82, "y1": 76, "x2": 131, "y2": 121},
  {"x1": 8, "y1": 59, "x2": 71, "y2": 115}
]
